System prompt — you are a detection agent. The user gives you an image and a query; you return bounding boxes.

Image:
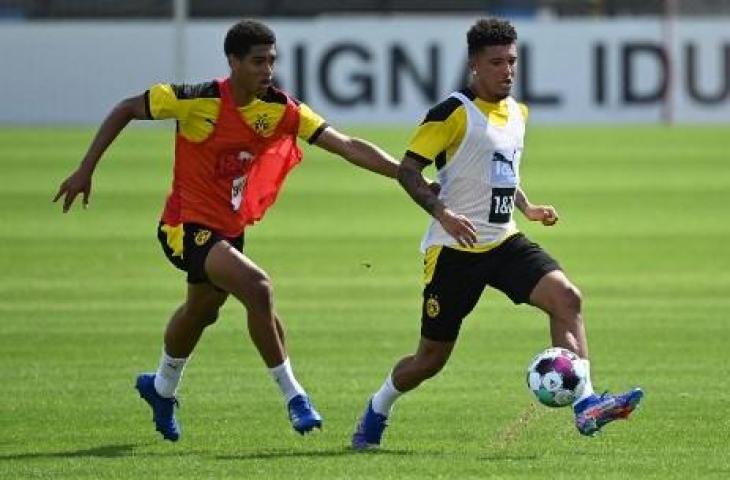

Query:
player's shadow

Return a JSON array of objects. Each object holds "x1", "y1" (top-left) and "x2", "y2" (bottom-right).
[
  {"x1": 479, "y1": 453, "x2": 540, "y2": 462},
  {"x1": 0, "y1": 443, "x2": 140, "y2": 461},
  {"x1": 1, "y1": 445, "x2": 435, "y2": 462},
  {"x1": 214, "y1": 447, "x2": 418, "y2": 460}
]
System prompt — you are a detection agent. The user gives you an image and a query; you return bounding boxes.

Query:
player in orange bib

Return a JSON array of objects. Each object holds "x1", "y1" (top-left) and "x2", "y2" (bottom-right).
[{"x1": 54, "y1": 19, "x2": 402, "y2": 442}]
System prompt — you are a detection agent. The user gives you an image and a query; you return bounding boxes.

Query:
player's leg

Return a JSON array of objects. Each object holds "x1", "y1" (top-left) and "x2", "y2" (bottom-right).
[
  {"x1": 351, "y1": 337, "x2": 455, "y2": 450},
  {"x1": 529, "y1": 270, "x2": 587, "y2": 358},
  {"x1": 482, "y1": 235, "x2": 593, "y2": 401},
  {"x1": 159, "y1": 283, "x2": 229, "y2": 389},
  {"x1": 376, "y1": 336, "x2": 455, "y2": 415},
  {"x1": 528, "y1": 257, "x2": 643, "y2": 436},
  {"x1": 274, "y1": 312, "x2": 286, "y2": 347},
  {"x1": 204, "y1": 240, "x2": 322, "y2": 434},
  {"x1": 391, "y1": 337, "x2": 455, "y2": 391},
  {"x1": 352, "y1": 247, "x2": 483, "y2": 449},
  {"x1": 135, "y1": 225, "x2": 233, "y2": 441},
  {"x1": 135, "y1": 282, "x2": 227, "y2": 442},
  {"x1": 205, "y1": 240, "x2": 284, "y2": 365}
]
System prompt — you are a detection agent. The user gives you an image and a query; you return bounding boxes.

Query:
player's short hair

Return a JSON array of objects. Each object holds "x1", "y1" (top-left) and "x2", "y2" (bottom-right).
[
  {"x1": 224, "y1": 19, "x2": 276, "y2": 58},
  {"x1": 467, "y1": 18, "x2": 517, "y2": 57}
]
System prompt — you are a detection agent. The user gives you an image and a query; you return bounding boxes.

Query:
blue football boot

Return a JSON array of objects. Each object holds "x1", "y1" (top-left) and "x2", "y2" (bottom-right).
[
  {"x1": 135, "y1": 373, "x2": 181, "y2": 442},
  {"x1": 574, "y1": 388, "x2": 644, "y2": 436},
  {"x1": 287, "y1": 394, "x2": 322, "y2": 434},
  {"x1": 351, "y1": 399, "x2": 388, "y2": 450}
]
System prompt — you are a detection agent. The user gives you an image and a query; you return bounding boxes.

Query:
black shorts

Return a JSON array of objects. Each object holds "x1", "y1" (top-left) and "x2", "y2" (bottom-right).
[
  {"x1": 421, "y1": 233, "x2": 560, "y2": 342},
  {"x1": 157, "y1": 222, "x2": 244, "y2": 284}
]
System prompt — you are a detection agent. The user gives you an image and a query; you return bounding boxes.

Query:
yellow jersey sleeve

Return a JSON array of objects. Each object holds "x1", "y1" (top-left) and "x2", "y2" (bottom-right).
[
  {"x1": 406, "y1": 93, "x2": 527, "y2": 168},
  {"x1": 406, "y1": 96, "x2": 466, "y2": 165},
  {"x1": 147, "y1": 83, "x2": 329, "y2": 145},
  {"x1": 148, "y1": 83, "x2": 192, "y2": 121},
  {"x1": 147, "y1": 82, "x2": 222, "y2": 142},
  {"x1": 297, "y1": 103, "x2": 328, "y2": 144}
]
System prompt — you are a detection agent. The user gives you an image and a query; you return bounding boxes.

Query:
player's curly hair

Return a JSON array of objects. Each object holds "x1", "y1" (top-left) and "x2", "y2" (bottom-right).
[
  {"x1": 467, "y1": 18, "x2": 517, "y2": 56},
  {"x1": 224, "y1": 19, "x2": 276, "y2": 58}
]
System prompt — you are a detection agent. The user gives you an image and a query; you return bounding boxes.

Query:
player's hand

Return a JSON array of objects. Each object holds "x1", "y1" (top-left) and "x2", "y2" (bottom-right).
[
  {"x1": 53, "y1": 167, "x2": 93, "y2": 213},
  {"x1": 524, "y1": 204, "x2": 558, "y2": 226},
  {"x1": 435, "y1": 208, "x2": 477, "y2": 248}
]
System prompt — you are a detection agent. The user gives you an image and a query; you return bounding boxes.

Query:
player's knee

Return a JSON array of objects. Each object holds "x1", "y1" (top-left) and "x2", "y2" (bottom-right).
[
  {"x1": 566, "y1": 285, "x2": 583, "y2": 314},
  {"x1": 245, "y1": 274, "x2": 274, "y2": 312},
  {"x1": 199, "y1": 309, "x2": 219, "y2": 327},
  {"x1": 555, "y1": 284, "x2": 582, "y2": 318}
]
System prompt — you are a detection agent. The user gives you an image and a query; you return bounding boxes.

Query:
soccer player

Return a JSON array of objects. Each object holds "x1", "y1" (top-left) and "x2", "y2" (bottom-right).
[
  {"x1": 54, "y1": 20, "x2": 403, "y2": 442},
  {"x1": 351, "y1": 18, "x2": 643, "y2": 449}
]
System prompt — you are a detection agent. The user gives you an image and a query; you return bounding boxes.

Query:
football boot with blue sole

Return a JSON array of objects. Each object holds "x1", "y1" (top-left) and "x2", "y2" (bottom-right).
[
  {"x1": 574, "y1": 387, "x2": 644, "y2": 436},
  {"x1": 135, "y1": 373, "x2": 181, "y2": 442}
]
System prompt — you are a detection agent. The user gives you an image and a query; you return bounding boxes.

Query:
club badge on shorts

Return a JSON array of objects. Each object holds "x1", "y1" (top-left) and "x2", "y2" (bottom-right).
[
  {"x1": 194, "y1": 229, "x2": 212, "y2": 246},
  {"x1": 426, "y1": 295, "x2": 440, "y2": 319}
]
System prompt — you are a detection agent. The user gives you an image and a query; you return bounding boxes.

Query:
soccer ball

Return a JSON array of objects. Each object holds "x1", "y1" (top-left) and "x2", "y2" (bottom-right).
[{"x1": 526, "y1": 347, "x2": 586, "y2": 408}]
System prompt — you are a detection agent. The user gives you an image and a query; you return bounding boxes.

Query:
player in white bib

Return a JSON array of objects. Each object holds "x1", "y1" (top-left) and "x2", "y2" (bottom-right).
[{"x1": 352, "y1": 17, "x2": 643, "y2": 449}]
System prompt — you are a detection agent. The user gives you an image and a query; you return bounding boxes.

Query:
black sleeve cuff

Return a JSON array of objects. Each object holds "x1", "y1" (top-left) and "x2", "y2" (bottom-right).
[
  {"x1": 307, "y1": 122, "x2": 329, "y2": 144},
  {"x1": 404, "y1": 150, "x2": 433, "y2": 166}
]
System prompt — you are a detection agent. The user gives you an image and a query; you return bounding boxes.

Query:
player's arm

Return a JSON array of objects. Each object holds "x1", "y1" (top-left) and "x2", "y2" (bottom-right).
[
  {"x1": 398, "y1": 155, "x2": 477, "y2": 248},
  {"x1": 513, "y1": 103, "x2": 556, "y2": 225},
  {"x1": 515, "y1": 186, "x2": 558, "y2": 226},
  {"x1": 312, "y1": 126, "x2": 399, "y2": 178},
  {"x1": 54, "y1": 93, "x2": 150, "y2": 212}
]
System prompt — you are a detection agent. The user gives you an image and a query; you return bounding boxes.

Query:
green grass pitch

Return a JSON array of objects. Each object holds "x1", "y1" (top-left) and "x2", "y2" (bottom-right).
[{"x1": 1, "y1": 125, "x2": 728, "y2": 479}]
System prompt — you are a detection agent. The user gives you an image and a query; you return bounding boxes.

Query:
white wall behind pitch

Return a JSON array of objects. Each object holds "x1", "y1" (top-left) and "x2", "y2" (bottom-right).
[{"x1": 0, "y1": 17, "x2": 728, "y2": 124}]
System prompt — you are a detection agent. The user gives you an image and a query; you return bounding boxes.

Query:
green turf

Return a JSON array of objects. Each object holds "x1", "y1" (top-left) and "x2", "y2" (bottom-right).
[{"x1": 1, "y1": 125, "x2": 728, "y2": 479}]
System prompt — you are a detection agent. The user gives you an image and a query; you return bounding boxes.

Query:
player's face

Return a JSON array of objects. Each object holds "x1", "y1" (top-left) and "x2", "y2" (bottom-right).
[
  {"x1": 470, "y1": 43, "x2": 517, "y2": 102},
  {"x1": 230, "y1": 44, "x2": 276, "y2": 95}
]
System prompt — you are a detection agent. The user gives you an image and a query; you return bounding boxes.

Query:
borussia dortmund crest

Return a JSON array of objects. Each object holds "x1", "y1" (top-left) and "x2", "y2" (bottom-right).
[
  {"x1": 254, "y1": 113, "x2": 270, "y2": 133},
  {"x1": 194, "y1": 229, "x2": 212, "y2": 246},
  {"x1": 425, "y1": 295, "x2": 440, "y2": 319}
]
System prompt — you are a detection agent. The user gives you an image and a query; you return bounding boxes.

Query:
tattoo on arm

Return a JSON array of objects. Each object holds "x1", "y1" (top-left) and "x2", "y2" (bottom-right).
[{"x1": 397, "y1": 158, "x2": 442, "y2": 217}]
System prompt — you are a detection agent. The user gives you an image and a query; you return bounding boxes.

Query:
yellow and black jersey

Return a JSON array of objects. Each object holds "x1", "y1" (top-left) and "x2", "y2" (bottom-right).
[
  {"x1": 144, "y1": 81, "x2": 328, "y2": 144},
  {"x1": 405, "y1": 88, "x2": 528, "y2": 169}
]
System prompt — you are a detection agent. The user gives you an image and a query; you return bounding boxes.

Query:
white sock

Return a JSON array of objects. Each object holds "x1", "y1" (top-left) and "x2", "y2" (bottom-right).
[
  {"x1": 269, "y1": 358, "x2": 306, "y2": 403},
  {"x1": 573, "y1": 358, "x2": 596, "y2": 406},
  {"x1": 153, "y1": 350, "x2": 188, "y2": 398},
  {"x1": 371, "y1": 373, "x2": 402, "y2": 416}
]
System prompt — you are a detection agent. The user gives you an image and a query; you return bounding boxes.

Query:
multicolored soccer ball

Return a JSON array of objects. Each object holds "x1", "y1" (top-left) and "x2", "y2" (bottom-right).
[{"x1": 526, "y1": 347, "x2": 587, "y2": 408}]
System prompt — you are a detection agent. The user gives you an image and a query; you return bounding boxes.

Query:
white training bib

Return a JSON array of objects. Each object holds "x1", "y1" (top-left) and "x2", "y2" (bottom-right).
[{"x1": 420, "y1": 93, "x2": 525, "y2": 252}]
